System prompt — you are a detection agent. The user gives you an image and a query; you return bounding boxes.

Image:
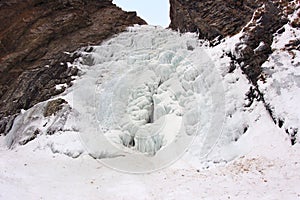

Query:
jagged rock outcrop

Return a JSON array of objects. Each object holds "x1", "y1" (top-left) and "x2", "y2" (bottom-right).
[
  {"x1": 169, "y1": 0, "x2": 263, "y2": 41},
  {"x1": 0, "y1": 0, "x2": 146, "y2": 134},
  {"x1": 231, "y1": 1, "x2": 294, "y2": 84},
  {"x1": 169, "y1": 0, "x2": 295, "y2": 84}
]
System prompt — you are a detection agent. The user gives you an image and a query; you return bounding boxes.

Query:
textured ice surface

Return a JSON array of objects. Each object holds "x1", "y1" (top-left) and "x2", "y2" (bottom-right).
[
  {"x1": 5, "y1": 101, "x2": 73, "y2": 148},
  {"x1": 73, "y1": 25, "x2": 224, "y2": 159}
]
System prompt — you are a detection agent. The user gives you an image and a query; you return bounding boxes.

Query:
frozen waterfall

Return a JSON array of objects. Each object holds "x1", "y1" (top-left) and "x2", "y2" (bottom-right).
[
  {"x1": 5, "y1": 25, "x2": 225, "y2": 173},
  {"x1": 71, "y1": 25, "x2": 225, "y2": 171}
]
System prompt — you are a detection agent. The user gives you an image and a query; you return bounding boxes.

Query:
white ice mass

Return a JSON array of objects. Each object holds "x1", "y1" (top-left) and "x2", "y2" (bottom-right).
[
  {"x1": 68, "y1": 26, "x2": 226, "y2": 172},
  {"x1": 1, "y1": 20, "x2": 300, "y2": 198}
]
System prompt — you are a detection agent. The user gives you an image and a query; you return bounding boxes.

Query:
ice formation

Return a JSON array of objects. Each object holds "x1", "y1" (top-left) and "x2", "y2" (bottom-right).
[
  {"x1": 70, "y1": 25, "x2": 225, "y2": 160},
  {"x1": 5, "y1": 25, "x2": 263, "y2": 172}
]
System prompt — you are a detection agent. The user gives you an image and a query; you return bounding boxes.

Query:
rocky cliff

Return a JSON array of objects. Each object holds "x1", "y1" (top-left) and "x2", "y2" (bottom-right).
[
  {"x1": 170, "y1": 0, "x2": 300, "y2": 144},
  {"x1": 0, "y1": 0, "x2": 146, "y2": 134},
  {"x1": 170, "y1": 0, "x2": 297, "y2": 83},
  {"x1": 170, "y1": 0, "x2": 262, "y2": 40}
]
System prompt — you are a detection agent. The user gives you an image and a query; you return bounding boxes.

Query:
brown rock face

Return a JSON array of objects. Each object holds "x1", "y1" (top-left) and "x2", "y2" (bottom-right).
[
  {"x1": 0, "y1": 0, "x2": 146, "y2": 134},
  {"x1": 169, "y1": 0, "x2": 263, "y2": 40}
]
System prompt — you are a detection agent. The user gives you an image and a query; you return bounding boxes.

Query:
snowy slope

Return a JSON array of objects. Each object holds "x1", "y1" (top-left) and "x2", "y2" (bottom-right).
[
  {"x1": 1, "y1": 24, "x2": 300, "y2": 199},
  {"x1": 258, "y1": 9, "x2": 300, "y2": 144}
]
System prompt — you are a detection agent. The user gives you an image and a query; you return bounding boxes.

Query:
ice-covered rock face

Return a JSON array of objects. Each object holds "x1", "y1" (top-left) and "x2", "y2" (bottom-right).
[
  {"x1": 73, "y1": 25, "x2": 225, "y2": 168},
  {"x1": 5, "y1": 25, "x2": 266, "y2": 173}
]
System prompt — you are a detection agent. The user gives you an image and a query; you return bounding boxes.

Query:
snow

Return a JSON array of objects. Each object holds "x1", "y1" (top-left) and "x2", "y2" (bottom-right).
[
  {"x1": 257, "y1": 6, "x2": 300, "y2": 143},
  {"x1": 1, "y1": 23, "x2": 300, "y2": 199},
  {"x1": 55, "y1": 83, "x2": 68, "y2": 90},
  {"x1": 1, "y1": 119, "x2": 299, "y2": 199}
]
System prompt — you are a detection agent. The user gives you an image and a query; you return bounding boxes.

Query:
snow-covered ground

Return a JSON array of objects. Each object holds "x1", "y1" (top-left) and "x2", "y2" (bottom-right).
[
  {"x1": 1, "y1": 24, "x2": 300, "y2": 199},
  {"x1": 1, "y1": 121, "x2": 299, "y2": 199}
]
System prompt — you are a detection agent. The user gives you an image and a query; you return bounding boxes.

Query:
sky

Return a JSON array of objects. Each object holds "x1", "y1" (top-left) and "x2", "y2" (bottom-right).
[{"x1": 113, "y1": 0, "x2": 170, "y2": 27}]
